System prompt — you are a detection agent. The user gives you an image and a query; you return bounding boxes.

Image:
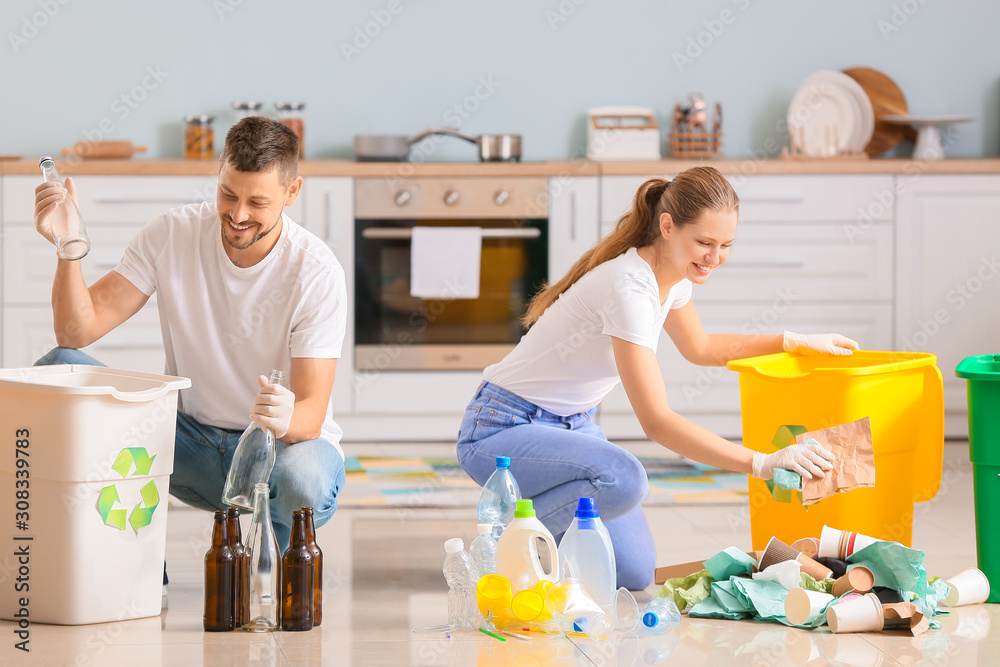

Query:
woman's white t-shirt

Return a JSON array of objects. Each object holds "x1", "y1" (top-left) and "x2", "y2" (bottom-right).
[
  {"x1": 482, "y1": 248, "x2": 692, "y2": 416},
  {"x1": 114, "y1": 202, "x2": 348, "y2": 455}
]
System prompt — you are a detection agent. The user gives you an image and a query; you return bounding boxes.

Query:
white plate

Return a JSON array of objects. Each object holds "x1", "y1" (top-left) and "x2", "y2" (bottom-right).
[{"x1": 787, "y1": 71, "x2": 872, "y2": 156}]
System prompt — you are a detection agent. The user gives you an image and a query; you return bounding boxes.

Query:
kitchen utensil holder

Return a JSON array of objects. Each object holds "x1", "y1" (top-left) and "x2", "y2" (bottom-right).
[{"x1": 666, "y1": 131, "x2": 723, "y2": 158}]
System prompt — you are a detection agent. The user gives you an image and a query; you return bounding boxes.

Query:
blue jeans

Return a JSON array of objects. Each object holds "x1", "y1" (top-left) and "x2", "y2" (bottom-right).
[
  {"x1": 457, "y1": 382, "x2": 655, "y2": 590},
  {"x1": 35, "y1": 347, "x2": 346, "y2": 549}
]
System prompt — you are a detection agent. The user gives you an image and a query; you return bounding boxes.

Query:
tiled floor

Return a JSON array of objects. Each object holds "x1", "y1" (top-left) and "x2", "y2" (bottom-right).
[{"x1": 3, "y1": 441, "x2": 997, "y2": 666}]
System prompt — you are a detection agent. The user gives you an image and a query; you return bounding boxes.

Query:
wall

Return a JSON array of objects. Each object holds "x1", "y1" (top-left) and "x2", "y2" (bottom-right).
[{"x1": 3, "y1": 0, "x2": 997, "y2": 161}]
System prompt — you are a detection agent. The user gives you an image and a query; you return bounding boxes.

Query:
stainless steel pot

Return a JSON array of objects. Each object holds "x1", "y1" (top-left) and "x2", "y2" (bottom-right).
[{"x1": 410, "y1": 127, "x2": 522, "y2": 162}]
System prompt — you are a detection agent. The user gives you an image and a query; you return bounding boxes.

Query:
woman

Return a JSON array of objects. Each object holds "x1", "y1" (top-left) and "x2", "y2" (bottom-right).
[{"x1": 456, "y1": 166, "x2": 859, "y2": 590}]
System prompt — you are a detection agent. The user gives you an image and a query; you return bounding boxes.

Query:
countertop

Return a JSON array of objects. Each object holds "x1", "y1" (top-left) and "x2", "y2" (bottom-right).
[{"x1": 3, "y1": 157, "x2": 1000, "y2": 176}]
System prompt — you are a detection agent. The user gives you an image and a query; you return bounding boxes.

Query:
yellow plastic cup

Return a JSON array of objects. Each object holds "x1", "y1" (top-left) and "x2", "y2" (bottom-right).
[
  {"x1": 511, "y1": 589, "x2": 544, "y2": 622},
  {"x1": 477, "y1": 574, "x2": 512, "y2": 618},
  {"x1": 530, "y1": 580, "x2": 554, "y2": 621}
]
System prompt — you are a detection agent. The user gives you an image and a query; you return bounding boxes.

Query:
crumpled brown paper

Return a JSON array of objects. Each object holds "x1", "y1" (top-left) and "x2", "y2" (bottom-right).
[
  {"x1": 795, "y1": 417, "x2": 875, "y2": 506},
  {"x1": 882, "y1": 601, "x2": 930, "y2": 636}
]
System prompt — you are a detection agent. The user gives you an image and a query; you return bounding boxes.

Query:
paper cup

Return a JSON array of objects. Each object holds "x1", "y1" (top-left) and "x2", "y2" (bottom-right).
[
  {"x1": 826, "y1": 592, "x2": 884, "y2": 633},
  {"x1": 818, "y1": 525, "x2": 882, "y2": 560},
  {"x1": 792, "y1": 537, "x2": 819, "y2": 558},
  {"x1": 796, "y1": 553, "x2": 833, "y2": 581},
  {"x1": 759, "y1": 536, "x2": 801, "y2": 571},
  {"x1": 832, "y1": 565, "x2": 876, "y2": 596},
  {"x1": 943, "y1": 568, "x2": 991, "y2": 607},
  {"x1": 785, "y1": 588, "x2": 835, "y2": 625}
]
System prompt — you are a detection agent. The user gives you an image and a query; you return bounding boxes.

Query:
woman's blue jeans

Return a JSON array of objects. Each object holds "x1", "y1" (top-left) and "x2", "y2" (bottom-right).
[
  {"x1": 34, "y1": 347, "x2": 346, "y2": 549},
  {"x1": 457, "y1": 382, "x2": 655, "y2": 590}
]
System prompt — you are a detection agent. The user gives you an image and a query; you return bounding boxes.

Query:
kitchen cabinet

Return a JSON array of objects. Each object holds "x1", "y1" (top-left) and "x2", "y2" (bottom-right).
[
  {"x1": 596, "y1": 175, "x2": 895, "y2": 439},
  {"x1": 896, "y1": 175, "x2": 1000, "y2": 437}
]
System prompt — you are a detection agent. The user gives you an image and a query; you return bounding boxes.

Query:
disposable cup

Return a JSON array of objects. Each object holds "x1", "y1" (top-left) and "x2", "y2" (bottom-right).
[
  {"x1": 832, "y1": 565, "x2": 875, "y2": 596},
  {"x1": 603, "y1": 587, "x2": 639, "y2": 632},
  {"x1": 546, "y1": 578, "x2": 613, "y2": 640},
  {"x1": 943, "y1": 568, "x2": 991, "y2": 607},
  {"x1": 784, "y1": 588, "x2": 835, "y2": 625},
  {"x1": 796, "y1": 553, "x2": 833, "y2": 581},
  {"x1": 759, "y1": 536, "x2": 801, "y2": 571},
  {"x1": 511, "y1": 589, "x2": 544, "y2": 622},
  {"x1": 792, "y1": 537, "x2": 819, "y2": 558},
  {"x1": 826, "y1": 592, "x2": 884, "y2": 633},
  {"x1": 477, "y1": 574, "x2": 513, "y2": 618},
  {"x1": 818, "y1": 525, "x2": 881, "y2": 560}
]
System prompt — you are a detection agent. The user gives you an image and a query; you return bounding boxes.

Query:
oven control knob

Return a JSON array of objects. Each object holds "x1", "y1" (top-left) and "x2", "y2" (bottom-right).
[
  {"x1": 443, "y1": 190, "x2": 461, "y2": 206},
  {"x1": 394, "y1": 190, "x2": 412, "y2": 207},
  {"x1": 493, "y1": 189, "x2": 510, "y2": 206}
]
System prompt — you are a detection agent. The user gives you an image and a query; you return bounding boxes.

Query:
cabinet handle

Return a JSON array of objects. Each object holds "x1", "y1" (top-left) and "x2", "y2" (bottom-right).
[{"x1": 724, "y1": 258, "x2": 805, "y2": 268}]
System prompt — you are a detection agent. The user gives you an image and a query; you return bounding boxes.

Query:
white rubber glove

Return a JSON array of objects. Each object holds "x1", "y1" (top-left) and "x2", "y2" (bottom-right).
[
  {"x1": 752, "y1": 442, "x2": 835, "y2": 481},
  {"x1": 250, "y1": 374, "x2": 295, "y2": 439},
  {"x1": 783, "y1": 331, "x2": 860, "y2": 356}
]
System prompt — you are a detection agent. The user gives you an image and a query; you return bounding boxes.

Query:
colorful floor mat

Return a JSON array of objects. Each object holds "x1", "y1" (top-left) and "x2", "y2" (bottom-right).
[{"x1": 338, "y1": 455, "x2": 747, "y2": 508}]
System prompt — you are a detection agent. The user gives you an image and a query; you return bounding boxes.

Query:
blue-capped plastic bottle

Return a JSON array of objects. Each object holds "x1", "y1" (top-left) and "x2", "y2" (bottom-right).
[
  {"x1": 476, "y1": 456, "x2": 521, "y2": 540},
  {"x1": 640, "y1": 595, "x2": 681, "y2": 635},
  {"x1": 557, "y1": 497, "x2": 616, "y2": 607}
]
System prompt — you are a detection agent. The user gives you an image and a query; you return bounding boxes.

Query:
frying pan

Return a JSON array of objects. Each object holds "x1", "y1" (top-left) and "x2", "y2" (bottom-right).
[{"x1": 353, "y1": 134, "x2": 416, "y2": 162}]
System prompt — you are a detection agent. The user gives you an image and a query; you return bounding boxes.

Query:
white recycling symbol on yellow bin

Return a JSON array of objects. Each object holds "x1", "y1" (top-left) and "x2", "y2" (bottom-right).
[{"x1": 97, "y1": 447, "x2": 159, "y2": 534}]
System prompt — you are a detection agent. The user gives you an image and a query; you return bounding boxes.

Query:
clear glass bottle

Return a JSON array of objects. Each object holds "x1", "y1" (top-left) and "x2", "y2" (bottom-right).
[
  {"x1": 204, "y1": 510, "x2": 236, "y2": 632},
  {"x1": 223, "y1": 369, "x2": 284, "y2": 509},
  {"x1": 302, "y1": 507, "x2": 323, "y2": 626},
  {"x1": 38, "y1": 157, "x2": 90, "y2": 261},
  {"x1": 281, "y1": 510, "x2": 314, "y2": 631},
  {"x1": 274, "y1": 102, "x2": 305, "y2": 158},
  {"x1": 184, "y1": 114, "x2": 214, "y2": 159},
  {"x1": 244, "y1": 483, "x2": 280, "y2": 632}
]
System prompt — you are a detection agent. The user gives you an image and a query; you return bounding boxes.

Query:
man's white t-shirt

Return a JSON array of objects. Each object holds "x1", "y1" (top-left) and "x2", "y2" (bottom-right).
[
  {"x1": 482, "y1": 248, "x2": 692, "y2": 416},
  {"x1": 114, "y1": 201, "x2": 348, "y2": 456}
]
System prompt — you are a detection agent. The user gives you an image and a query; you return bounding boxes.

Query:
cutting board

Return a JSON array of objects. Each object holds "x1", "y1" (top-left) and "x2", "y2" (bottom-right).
[{"x1": 843, "y1": 67, "x2": 916, "y2": 156}]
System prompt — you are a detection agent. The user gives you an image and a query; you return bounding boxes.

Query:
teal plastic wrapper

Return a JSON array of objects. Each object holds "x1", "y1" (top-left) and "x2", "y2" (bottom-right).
[
  {"x1": 711, "y1": 579, "x2": 755, "y2": 615},
  {"x1": 773, "y1": 468, "x2": 803, "y2": 491},
  {"x1": 688, "y1": 595, "x2": 750, "y2": 621},
  {"x1": 730, "y1": 578, "x2": 790, "y2": 620},
  {"x1": 848, "y1": 541, "x2": 925, "y2": 591}
]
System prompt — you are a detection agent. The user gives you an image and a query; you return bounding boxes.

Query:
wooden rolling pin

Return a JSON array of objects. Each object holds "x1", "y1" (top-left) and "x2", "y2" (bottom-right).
[{"x1": 61, "y1": 141, "x2": 147, "y2": 159}]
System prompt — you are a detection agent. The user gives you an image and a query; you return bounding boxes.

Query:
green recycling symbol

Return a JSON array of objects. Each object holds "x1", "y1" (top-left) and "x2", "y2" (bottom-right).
[{"x1": 97, "y1": 447, "x2": 159, "y2": 534}]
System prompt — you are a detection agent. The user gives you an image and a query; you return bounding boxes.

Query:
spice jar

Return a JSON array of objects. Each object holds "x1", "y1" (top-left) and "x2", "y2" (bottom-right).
[
  {"x1": 232, "y1": 101, "x2": 263, "y2": 122},
  {"x1": 275, "y1": 102, "x2": 305, "y2": 158},
  {"x1": 184, "y1": 115, "x2": 214, "y2": 159}
]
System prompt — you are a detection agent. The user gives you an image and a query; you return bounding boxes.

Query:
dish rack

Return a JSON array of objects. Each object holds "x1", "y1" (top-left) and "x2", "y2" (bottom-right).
[
  {"x1": 780, "y1": 124, "x2": 868, "y2": 160},
  {"x1": 666, "y1": 131, "x2": 723, "y2": 158}
]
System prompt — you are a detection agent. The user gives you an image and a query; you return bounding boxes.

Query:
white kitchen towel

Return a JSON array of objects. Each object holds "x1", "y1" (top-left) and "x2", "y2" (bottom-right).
[{"x1": 410, "y1": 226, "x2": 482, "y2": 299}]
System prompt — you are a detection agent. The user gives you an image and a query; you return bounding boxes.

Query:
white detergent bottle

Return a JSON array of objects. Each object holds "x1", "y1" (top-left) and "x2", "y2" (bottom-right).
[
  {"x1": 558, "y1": 497, "x2": 616, "y2": 608},
  {"x1": 496, "y1": 499, "x2": 559, "y2": 593}
]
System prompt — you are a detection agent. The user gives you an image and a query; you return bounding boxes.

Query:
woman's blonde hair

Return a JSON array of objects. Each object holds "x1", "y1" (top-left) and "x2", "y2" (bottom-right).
[{"x1": 523, "y1": 166, "x2": 738, "y2": 327}]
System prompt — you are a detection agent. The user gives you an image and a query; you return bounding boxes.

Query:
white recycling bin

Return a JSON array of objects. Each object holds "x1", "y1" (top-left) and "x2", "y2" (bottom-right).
[{"x1": 0, "y1": 365, "x2": 190, "y2": 625}]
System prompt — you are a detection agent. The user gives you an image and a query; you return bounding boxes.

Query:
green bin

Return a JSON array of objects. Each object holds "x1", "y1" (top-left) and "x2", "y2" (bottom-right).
[{"x1": 956, "y1": 354, "x2": 1000, "y2": 603}]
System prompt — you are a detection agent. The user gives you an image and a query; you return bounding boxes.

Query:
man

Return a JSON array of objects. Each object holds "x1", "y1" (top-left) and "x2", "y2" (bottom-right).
[{"x1": 32, "y1": 117, "x2": 347, "y2": 551}]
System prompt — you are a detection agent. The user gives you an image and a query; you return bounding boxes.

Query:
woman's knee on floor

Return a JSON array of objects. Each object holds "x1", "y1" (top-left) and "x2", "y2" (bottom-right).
[{"x1": 595, "y1": 452, "x2": 649, "y2": 517}]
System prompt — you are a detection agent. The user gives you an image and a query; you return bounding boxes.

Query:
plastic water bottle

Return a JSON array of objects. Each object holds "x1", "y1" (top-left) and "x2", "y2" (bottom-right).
[
  {"x1": 442, "y1": 538, "x2": 480, "y2": 629},
  {"x1": 558, "y1": 497, "x2": 616, "y2": 607},
  {"x1": 470, "y1": 524, "x2": 497, "y2": 576},
  {"x1": 640, "y1": 596, "x2": 681, "y2": 635},
  {"x1": 477, "y1": 456, "x2": 521, "y2": 540}
]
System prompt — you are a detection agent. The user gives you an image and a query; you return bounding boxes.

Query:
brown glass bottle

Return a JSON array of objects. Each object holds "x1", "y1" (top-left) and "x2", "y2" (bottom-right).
[
  {"x1": 204, "y1": 510, "x2": 236, "y2": 631},
  {"x1": 302, "y1": 507, "x2": 323, "y2": 626},
  {"x1": 281, "y1": 510, "x2": 314, "y2": 631},
  {"x1": 227, "y1": 508, "x2": 248, "y2": 628}
]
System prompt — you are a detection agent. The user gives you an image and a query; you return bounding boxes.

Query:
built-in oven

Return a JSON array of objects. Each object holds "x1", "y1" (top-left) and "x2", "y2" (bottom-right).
[{"x1": 354, "y1": 177, "x2": 549, "y2": 371}]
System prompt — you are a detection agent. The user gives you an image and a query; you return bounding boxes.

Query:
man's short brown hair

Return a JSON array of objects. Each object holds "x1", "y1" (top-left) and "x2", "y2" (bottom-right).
[{"x1": 220, "y1": 116, "x2": 299, "y2": 186}]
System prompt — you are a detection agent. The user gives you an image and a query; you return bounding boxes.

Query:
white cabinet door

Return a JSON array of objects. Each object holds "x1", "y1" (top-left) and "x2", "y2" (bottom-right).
[
  {"x1": 598, "y1": 303, "x2": 894, "y2": 440},
  {"x1": 302, "y1": 177, "x2": 354, "y2": 416},
  {"x1": 896, "y1": 175, "x2": 1000, "y2": 437},
  {"x1": 548, "y1": 176, "x2": 599, "y2": 281},
  {"x1": 3, "y1": 305, "x2": 164, "y2": 374}
]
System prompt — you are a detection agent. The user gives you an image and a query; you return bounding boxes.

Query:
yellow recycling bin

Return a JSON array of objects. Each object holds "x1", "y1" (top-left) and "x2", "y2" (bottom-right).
[{"x1": 727, "y1": 351, "x2": 944, "y2": 551}]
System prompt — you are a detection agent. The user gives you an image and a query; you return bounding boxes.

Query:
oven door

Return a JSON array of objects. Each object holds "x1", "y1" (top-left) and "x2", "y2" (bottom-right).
[{"x1": 354, "y1": 218, "x2": 548, "y2": 371}]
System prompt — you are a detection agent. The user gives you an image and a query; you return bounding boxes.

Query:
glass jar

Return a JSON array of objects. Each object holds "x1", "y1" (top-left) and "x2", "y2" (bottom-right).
[
  {"x1": 232, "y1": 101, "x2": 263, "y2": 122},
  {"x1": 184, "y1": 115, "x2": 214, "y2": 159},
  {"x1": 275, "y1": 102, "x2": 305, "y2": 158}
]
